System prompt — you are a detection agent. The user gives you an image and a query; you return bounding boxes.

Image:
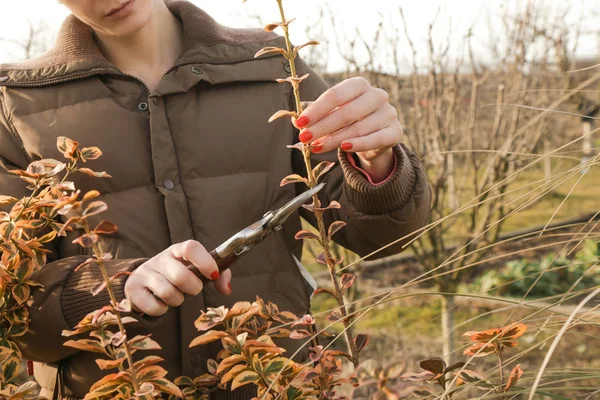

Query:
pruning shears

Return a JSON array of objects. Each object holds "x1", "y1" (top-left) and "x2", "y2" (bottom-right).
[{"x1": 189, "y1": 183, "x2": 324, "y2": 282}]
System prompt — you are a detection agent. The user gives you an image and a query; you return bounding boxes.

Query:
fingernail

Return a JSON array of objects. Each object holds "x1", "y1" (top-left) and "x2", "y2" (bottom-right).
[
  {"x1": 341, "y1": 142, "x2": 353, "y2": 151},
  {"x1": 227, "y1": 282, "x2": 232, "y2": 291},
  {"x1": 311, "y1": 143, "x2": 324, "y2": 153},
  {"x1": 296, "y1": 115, "x2": 310, "y2": 128},
  {"x1": 210, "y1": 271, "x2": 220, "y2": 281},
  {"x1": 299, "y1": 130, "x2": 313, "y2": 143}
]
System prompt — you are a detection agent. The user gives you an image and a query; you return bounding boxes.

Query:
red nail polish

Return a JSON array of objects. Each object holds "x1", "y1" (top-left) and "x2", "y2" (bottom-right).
[
  {"x1": 311, "y1": 144, "x2": 324, "y2": 153},
  {"x1": 228, "y1": 282, "x2": 232, "y2": 290},
  {"x1": 210, "y1": 271, "x2": 220, "y2": 281},
  {"x1": 299, "y1": 130, "x2": 313, "y2": 143},
  {"x1": 296, "y1": 115, "x2": 310, "y2": 128},
  {"x1": 341, "y1": 142, "x2": 353, "y2": 151}
]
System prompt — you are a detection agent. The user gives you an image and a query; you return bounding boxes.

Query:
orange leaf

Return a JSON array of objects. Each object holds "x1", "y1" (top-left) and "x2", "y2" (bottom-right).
[
  {"x1": 326, "y1": 309, "x2": 344, "y2": 323},
  {"x1": 293, "y1": 41, "x2": 320, "y2": 57},
  {"x1": 231, "y1": 370, "x2": 260, "y2": 391},
  {"x1": 11, "y1": 285, "x2": 30, "y2": 305},
  {"x1": 216, "y1": 354, "x2": 246, "y2": 375},
  {"x1": 419, "y1": 358, "x2": 446, "y2": 375},
  {"x1": 500, "y1": 323, "x2": 527, "y2": 341},
  {"x1": 14, "y1": 259, "x2": 34, "y2": 282},
  {"x1": 254, "y1": 46, "x2": 287, "y2": 58},
  {"x1": 74, "y1": 257, "x2": 97, "y2": 273},
  {"x1": 313, "y1": 161, "x2": 335, "y2": 182},
  {"x1": 84, "y1": 201, "x2": 108, "y2": 217},
  {"x1": 57, "y1": 136, "x2": 79, "y2": 159},
  {"x1": 129, "y1": 335, "x2": 162, "y2": 351},
  {"x1": 264, "y1": 23, "x2": 280, "y2": 32},
  {"x1": 226, "y1": 301, "x2": 254, "y2": 318},
  {"x1": 504, "y1": 364, "x2": 523, "y2": 392},
  {"x1": 137, "y1": 365, "x2": 168, "y2": 382},
  {"x1": 295, "y1": 230, "x2": 320, "y2": 241},
  {"x1": 82, "y1": 190, "x2": 101, "y2": 202},
  {"x1": 72, "y1": 233, "x2": 99, "y2": 248},
  {"x1": 289, "y1": 329, "x2": 311, "y2": 339},
  {"x1": 276, "y1": 73, "x2": 310, "y2": 86},
  {"x1": 189, "y1": 330, "x2": 229, "y2": 347},
  {"x1": 354, "y1": 334, "x2": 369, "y2": 353},
  {"x1": 340, "y1": 273, "x2": 355, "y2": 290},
  {"x1": 85, "y1": 381, "x2": 130, "y2": 400},
  {"x1": 268, "y1": 327, "x2": 292, "y2": 338},
  {"x1": 463, "y1": 342, "x2": 497, "y2": 357},
  {"x1": 273, "y1": 310, "x2": 298, "y2": 324},
  {"x1": 207, "y1": 359, "x2": 219, "y2": 375},
  {"x1": 148, "y1": 378, "x2": 183, "y2": 397},
  {"x1": 455, "y1": 369, "x2": 495, "y2": 389},
  {"x1": 280, "y1": 174, "x2": 309, "y2": 187},
  {"x1": 134, "y1": 356, "x2": 164, "y2": 371},
  {"x1": 91, "y1": 281, "x2": 107, "y2": 296},
  {"x1": 316, "y1": 252, "x2": 327, "y2": 265},
  {"x1": 96, "y1": 357, "x2": 126, "y2": 370},
  {"x1": 286, "y1": 142, "x2": 304, "y2": 151},
  {"x1": 94, "y1": 221, "x2": 118, "y2": 234},
  {"x1": 468, "y1": 328, "x2": 501, "y2": 342},
  {"x1": 80, "y1": 146, "x2": 103, "y2": 162},
  {"x1": 64, "y1": 339, "x2": 108, "y2": 355},
  {"x1": 313, "y1": 288, "x2": 336, "y2": 297},
  {"x1": 134, "y1": 382, "x2": 155, "y2": 396},
  {"x1": 263, "y1": 18, "x2": 295, "y2": 32},
  {"x1": 401, "y1": 371, "x2": 435, "y2": 382},
  {"x1": 78, "y1": 168, "x2": 111, "y2": 178},
  {"x1": 328, "y1": 221, "x2": 347, "y2": 239},
  {"x1": 268, "y1": 109, "x2": 298, "y2": 123},
  {"x1": 303, "y1": 200, "x2": 341, "y2": 212},
  {"x1": 0, "y1": 196, "x2": 18, "y2": 207},
  {"x1": 220, "y1": 364, "x2": 247, "y2": 385}
]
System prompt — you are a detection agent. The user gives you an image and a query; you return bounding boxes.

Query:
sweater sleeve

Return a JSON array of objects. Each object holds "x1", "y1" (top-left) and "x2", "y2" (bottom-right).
[
  {"x1": 0, "y1": 92, "x2": 148, "y2": 364},
  {"x1": 291, "y1": 58, "x2": 431, "y2": 259}
]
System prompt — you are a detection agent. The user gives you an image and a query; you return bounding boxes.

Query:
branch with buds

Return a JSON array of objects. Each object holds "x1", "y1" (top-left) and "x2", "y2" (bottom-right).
[{"x1": 248, "y1": 0, "x2": 365, "y2": 369}]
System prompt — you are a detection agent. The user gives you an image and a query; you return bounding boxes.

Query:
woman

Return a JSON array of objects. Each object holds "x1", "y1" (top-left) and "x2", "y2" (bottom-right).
[{"x1": 0, "y1": 0, "x2": 430, "y2": 398}]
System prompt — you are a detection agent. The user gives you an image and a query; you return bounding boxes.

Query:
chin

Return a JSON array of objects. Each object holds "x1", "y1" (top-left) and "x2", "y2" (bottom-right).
[
  {"x1": 102, "y1": 0, "x2": 155, "y2": 38},
  {"x1": 111, "y1": 14, "x2": 152, "y2": 37}
]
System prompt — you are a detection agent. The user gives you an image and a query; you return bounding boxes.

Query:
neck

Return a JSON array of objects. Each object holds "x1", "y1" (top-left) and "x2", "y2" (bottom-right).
[{"x1": 95, "y1": 1, "x2": 184, "y2": 90}]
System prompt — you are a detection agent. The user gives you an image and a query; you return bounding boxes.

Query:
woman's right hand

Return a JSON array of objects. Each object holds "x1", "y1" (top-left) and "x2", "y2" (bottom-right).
[{"x1": 124, "y1": 240, "x2": 232, "y2": 316}]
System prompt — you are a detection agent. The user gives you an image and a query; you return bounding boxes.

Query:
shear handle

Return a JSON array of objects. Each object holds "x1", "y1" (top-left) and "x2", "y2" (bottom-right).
[{"x1": 186, "y1": 249, "x2": 239, "y2": 283}]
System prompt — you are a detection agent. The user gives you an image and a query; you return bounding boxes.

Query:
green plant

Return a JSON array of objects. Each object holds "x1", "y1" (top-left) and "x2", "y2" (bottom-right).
[{"x1": 474, "y1": 243, "x2": 600, "y2": 298}]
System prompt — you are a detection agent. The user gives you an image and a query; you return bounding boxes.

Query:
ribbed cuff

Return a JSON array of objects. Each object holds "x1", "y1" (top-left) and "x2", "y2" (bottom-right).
[
  {"x1": 339, "y1": 144, "x2": 418, "y2": 215},
  {"x1": 346, "y1": 150, "x2": 397, "y2": 186},
  {"x1": 61, "y1": 258, "x2": 147, "y2": 329}
]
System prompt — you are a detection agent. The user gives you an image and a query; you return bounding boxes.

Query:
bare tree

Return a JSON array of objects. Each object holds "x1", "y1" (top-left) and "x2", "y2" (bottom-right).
[
  {"x1": 319, "y1": 0, "x2": 600, "y2": 364},
  {"x1": 1, "y1": 20, "x2": 51, "y2": 61}
]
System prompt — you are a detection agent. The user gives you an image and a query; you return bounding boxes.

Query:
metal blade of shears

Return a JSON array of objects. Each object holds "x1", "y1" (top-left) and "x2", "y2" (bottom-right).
[{"x1": 187, "y1": 183, "x2": 325, "y2": 282}]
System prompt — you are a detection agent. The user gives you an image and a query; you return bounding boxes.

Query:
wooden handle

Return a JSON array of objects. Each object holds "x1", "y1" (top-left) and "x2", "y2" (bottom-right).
[{"x1": 186, "y1": 249, "x2": 239, "y2": 283}]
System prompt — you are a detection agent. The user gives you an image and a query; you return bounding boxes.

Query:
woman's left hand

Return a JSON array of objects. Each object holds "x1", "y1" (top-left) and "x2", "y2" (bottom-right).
[{"x1": 293, "y1": 77, "x2": 402, "y2": 182}]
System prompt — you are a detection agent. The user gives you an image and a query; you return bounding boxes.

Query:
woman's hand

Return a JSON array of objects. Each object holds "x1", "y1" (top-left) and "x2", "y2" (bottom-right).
[
  {"x1": 294, "y1": 77, "x2": 402, "y2": 182},
  {"x1": 124, "y1": 240, "x2": 232, "y2": 316}
]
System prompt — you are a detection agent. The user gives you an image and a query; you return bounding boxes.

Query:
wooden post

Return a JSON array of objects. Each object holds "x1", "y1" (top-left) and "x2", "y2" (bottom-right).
[
  {"x1": 544, "y1": 138, "x2": 552, "y2": 185},
  {"x1": 582, "y1": 120, "x2": 593, "y2": 174}
]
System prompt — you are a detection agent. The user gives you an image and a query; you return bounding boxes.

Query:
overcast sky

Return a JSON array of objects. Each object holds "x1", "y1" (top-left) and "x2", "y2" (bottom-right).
[{"x1": 0, "y1": 0, "x2": 598, "y2": 72}]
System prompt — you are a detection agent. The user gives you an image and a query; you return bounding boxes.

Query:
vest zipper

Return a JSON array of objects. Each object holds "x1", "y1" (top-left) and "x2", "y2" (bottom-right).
[{"x1": 0, "y1": 54, "x2": 282, "y2": 89}]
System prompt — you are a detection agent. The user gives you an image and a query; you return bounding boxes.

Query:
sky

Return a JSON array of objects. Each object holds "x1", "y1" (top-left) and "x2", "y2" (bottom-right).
[{"x1": 0, "y1": 0, "x2": 598, "y2": 72}]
